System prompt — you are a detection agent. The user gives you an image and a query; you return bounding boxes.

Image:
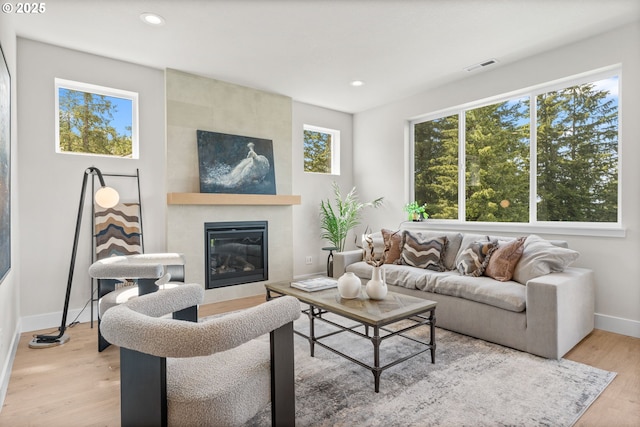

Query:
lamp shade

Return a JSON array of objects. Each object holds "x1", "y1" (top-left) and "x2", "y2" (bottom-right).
[{"x1": 95, "y1": 186, "x2": 120, "y2": 208}]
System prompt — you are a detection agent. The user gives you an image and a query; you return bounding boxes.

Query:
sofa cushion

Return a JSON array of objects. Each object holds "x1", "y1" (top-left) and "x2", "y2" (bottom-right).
[
  {"x1": 456, "y1": 240, "x2": 498, "y2": 277},
  {"x1": 400, "y1": 231, "x2": 447, "y2": 272},
  {"x1": 345, "y1": 262, "x2": 455, "y2": 292},
  {"x1": 432, "y1": 274, "x2": 526, "y2": 312},
  {"x1": 381, "y1": 229, "x2": 403, "y2": 264},
  {"x1": 348, "y1": 261, "x2": 527, "y2": 313},
  {"x1": 512, "y1": 235, "x2": 579, "y2": 285},
  {"x1": 484, "y1": 236, "x2": 526, "y2": 282}
]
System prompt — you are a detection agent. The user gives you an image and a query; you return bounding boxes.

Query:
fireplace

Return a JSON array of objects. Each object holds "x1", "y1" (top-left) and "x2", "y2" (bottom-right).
[{"x1": 204, "y1": 221, "x2": 268, "y2": 289}]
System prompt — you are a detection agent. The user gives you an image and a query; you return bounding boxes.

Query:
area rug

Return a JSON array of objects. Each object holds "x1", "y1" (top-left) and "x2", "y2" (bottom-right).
[{"x1": 243, "y1": 314, "x2": 616, "y2": 427}]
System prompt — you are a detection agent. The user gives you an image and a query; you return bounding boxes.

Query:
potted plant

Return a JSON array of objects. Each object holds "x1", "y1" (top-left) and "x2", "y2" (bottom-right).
[
  {"x1": 404, "y1": 201, "x2": 428, "y2": 221},
  {"x1": 320, "y1": 182, "x2": 383, "y2": 252}
]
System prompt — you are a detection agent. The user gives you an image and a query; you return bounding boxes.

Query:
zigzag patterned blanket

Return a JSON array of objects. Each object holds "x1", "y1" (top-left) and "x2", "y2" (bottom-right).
[{"x1": 94, "y1": 203, "x2": 142, "y2": 259}]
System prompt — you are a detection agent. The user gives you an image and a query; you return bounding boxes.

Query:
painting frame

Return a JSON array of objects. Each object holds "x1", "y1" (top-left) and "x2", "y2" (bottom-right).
[
  {"x1": 197, "y1": 130, "x2": 276, "y2": 195},
  {"x1": 0, "y1": 42, "x2": 11, "y2": 284}
]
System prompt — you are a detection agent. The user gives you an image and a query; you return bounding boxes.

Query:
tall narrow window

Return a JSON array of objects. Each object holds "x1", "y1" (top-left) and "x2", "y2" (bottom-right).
[
  {"x1": 414, "y1": 114, "x2": 458, "y2": 219},
  {"x1": 303, "y1": 125, "x2": 340, "y2": 175},
  {"x1": 55, "y1": 78, "x2": 139, "y2": 158},
  {"x1": 465, "y1": 98, "x2": 530, "y2": 222},
  {"x1": 536, "y1": 77, "x2": 618, "y2": 223}
]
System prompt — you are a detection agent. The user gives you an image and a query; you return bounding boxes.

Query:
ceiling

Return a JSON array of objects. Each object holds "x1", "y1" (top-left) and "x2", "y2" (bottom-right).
[{"x1": 5, "y1": 0, "x2": 640, "y2": 113}]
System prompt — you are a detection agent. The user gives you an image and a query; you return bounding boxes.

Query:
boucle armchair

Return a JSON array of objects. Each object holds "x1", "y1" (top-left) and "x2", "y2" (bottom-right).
[{"x1": 100, "y1": 283, "x2": 301, "y2": 427}]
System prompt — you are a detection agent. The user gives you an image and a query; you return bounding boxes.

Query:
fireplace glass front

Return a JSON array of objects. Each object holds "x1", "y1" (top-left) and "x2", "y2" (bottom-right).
[{"x1": 204, "y1": 221, "x2": 268, "y2": 289}]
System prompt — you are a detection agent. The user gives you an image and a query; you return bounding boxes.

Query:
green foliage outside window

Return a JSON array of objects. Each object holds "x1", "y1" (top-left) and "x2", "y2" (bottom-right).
[
  {"x1": 304, "y1": 129, "x2": 332, "y2": 173},
  {"x1": 58, "y1": 88, "x2": 133, "y2": 157},
  {"x1": 414, "y1": 76, "x2": 618, "y2": 224},
  {"x1": 536, "y1": 82, "x2": 618, "y2": 222},
  {"x1": 464, "y1": 98, "x2": 530, "y2": 222},
  {"x1": 414, "y1": 115, "x2": 459, "y2": 219}
]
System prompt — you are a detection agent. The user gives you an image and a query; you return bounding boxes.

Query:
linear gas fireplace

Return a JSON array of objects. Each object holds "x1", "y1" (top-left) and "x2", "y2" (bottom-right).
[{"x1": 204, "y1": 221, "x2": 268, "y2": 289}]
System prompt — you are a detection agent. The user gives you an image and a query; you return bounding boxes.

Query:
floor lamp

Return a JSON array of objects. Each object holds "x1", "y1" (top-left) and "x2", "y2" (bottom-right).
[{"x1": 29, "y1": 167, "x2": 119, "y2": 349}]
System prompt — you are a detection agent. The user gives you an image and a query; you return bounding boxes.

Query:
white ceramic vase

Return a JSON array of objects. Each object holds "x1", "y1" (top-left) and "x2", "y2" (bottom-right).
[
  {"x1": 337, "y1": 272, "x2": 361, "y2": 299},
  {"x1": 366, "y1": 266, "x2": 387, "y2": 300}
]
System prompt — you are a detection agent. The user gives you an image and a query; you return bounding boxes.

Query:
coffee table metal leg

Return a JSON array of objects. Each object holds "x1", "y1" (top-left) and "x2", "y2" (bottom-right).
[
  {"x1": 372, "y1": 325, "x2": 381, "y2": 393},
  {"x1": 308, "y1": 305, "x2": 316, "y2": 357},
  {"x1": 429, "y1": 308, "x2": 436, "y2": 363}
]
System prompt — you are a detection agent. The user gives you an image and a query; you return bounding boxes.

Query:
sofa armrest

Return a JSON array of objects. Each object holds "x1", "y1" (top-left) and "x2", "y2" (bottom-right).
[
  {"x1": 332, "y1": 250, "x2": 364, "y2": 278},
  {"x1": 525, "y1": 267, "x2": 595, "y2": 359}
]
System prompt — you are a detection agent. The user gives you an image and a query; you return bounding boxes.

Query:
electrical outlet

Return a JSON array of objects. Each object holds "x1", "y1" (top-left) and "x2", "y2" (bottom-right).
[{"x1": 305, "y1": 256, "x2": 312, "y2": 265}]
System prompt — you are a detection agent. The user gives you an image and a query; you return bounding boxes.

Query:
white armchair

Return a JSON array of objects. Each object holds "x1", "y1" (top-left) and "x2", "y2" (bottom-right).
[{"x1": 100, "y1": 283, "x2": 301, "y2": 426}]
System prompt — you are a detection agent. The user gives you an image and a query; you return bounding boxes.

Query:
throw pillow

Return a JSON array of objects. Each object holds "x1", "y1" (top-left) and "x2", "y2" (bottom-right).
[
  {"x1": 400, "y1": 231, "x2": 447, "y2": 271},
  {"x1": 362, "y1": 232, "x2": 385, "y2": 263},
  {"x1": 484, "y1": 237, "x2": 526, "y2": 282},
  {"x1": 381, "y1": 229, "x2": 403, "y2": 264},
  {"x1": 399, "y1": 231, "x2": 462, "y2": 270},
  {"x1": 456, "y1": 240, "x2": 498, "y2": 277},
  {"x1": 512, "y1": 235, "x2": 580, "y2": 285}
]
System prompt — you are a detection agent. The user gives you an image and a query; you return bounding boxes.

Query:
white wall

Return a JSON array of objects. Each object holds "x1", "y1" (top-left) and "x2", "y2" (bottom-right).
[
  {"x1": 292, "y1": 102, "x2": 354, "y2": 277},
  {"x1": 17, "y1": 39, "x2": 166, "y2": 331},
  {"x1": 0, "y1": 14, "x2": 20, "y2": 409},
  {"x1": 353, "y1": 23, "x2": 640, "y2": 337}
]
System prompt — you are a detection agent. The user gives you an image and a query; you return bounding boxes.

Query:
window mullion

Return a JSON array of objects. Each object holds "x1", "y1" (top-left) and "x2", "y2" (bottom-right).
[
  {"x1": 530, "y1": 94, "x2": 537, "y2": 224},
  {"x1": 458, "y1": 111, "x2": 466, "y2": 222}
]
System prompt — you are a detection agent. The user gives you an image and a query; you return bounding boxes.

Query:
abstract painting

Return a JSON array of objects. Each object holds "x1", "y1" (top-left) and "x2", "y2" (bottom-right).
[
  {"x1": 197, "y1": 130, "x2": 276, "y2": 195},
  {"x1": 0, "y1": 43, "x2": 10, "y2": 284}
]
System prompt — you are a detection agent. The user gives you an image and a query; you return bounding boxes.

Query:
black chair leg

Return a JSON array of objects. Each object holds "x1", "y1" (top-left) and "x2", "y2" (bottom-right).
[
  {"x1": 120, "y1": 348, "x2": 167, "y2": 427},
  {"x1": 270, "y1": 321, "x2": 296, "y2": 427}
]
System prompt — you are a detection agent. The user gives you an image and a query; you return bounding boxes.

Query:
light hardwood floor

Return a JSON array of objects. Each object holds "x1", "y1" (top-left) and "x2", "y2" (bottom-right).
[{"x1": 1, "y1": 295, "x2": 638, "y2": 426}]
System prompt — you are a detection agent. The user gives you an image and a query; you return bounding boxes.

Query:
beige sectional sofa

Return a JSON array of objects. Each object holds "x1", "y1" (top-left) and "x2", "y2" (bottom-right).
[{"x1": 332, "y1": 227, "x2": 595, "y2": 359}]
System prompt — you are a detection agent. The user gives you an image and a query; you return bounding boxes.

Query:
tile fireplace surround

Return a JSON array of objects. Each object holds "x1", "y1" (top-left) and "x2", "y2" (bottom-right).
[{"x1": 165, "y1": 69, "x2": 296, "y2": 305}]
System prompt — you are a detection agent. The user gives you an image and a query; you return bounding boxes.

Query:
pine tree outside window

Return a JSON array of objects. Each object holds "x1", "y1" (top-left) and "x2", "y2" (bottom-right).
[
  {"x1": 304, "y1": 125, "x2": 340, "y2": 175},
  {"x1": 55, "y1": 78, "x2": 139, "y2": 158},
  {"x1": 412, "y1": 68, "x2": 620, "y2": 228}
]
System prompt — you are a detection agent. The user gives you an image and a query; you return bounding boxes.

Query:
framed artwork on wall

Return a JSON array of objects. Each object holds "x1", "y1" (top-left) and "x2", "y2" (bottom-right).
[
  {"x1": 197, "y1": 130, "x2": 276, "y2": 195},
  {"x1": 0, "y1": 43, "x2": 11, "y2": 284}
]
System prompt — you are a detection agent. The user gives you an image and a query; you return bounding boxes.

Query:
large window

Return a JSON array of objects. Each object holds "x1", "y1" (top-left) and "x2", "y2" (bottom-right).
[
  {"x1": 412, "y1": 70, "x2": 619, "y2": 227},
  {"x1": 55, "y1": 78, "x2": 139, "y2": 158},
  {"x1": 303, "y1": 125, "x2": 340, "y2": 175}
]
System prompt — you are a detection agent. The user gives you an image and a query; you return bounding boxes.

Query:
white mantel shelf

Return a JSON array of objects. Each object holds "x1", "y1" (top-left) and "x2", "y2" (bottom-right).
[{"x1": 167, "y1": 192, "x2": 302, "y2": 206}]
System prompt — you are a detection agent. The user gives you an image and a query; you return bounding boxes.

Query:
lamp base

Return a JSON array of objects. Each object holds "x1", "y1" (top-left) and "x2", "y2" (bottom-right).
[{"x1": 28, "y1": 334, "x2": 70, "y2": 349}]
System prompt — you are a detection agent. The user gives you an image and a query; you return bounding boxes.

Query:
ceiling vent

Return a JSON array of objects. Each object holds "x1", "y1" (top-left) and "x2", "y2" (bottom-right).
[{"x1": 464, "y1": 59, "x2": 498, "y2": 72}]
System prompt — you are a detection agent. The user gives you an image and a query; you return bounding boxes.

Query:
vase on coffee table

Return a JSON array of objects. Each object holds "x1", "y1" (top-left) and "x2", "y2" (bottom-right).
[
  {"x1": 366, "y1": 266, "x2": 387, "y2": 300},
  {"x1": 337, "y1": 272, "x2": 361, "y2": 299}
]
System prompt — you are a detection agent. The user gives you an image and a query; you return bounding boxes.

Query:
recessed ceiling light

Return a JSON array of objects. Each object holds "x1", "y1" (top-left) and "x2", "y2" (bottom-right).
[
  {"x1": 140, "y1": 12, "x2": 165, "y2": 26},
  {"x1": 350, "y1": 80, "x2": 365, "y2": 87}
]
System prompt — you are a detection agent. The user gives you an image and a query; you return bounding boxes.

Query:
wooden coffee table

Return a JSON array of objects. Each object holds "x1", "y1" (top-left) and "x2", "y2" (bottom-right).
[{"x1": 265, "y1": 281, "x2": 437, "y2": 392}]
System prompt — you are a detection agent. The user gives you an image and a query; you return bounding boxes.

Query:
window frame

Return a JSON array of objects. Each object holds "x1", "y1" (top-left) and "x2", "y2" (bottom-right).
[
  {"x1": 303, "y1": 124, "x2": 341, "y2": 175},
  {"x1": 409, "y1": 66, "x2": 623, "y2": 237},
  {"x1": 55, "y1": 78, "x2": 139, "y2": 159}
]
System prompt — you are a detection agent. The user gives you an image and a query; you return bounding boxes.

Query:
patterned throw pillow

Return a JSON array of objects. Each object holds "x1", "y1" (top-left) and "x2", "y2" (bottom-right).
[
  {"x1": 400, "y1": 230, "x2": 447, "y2": 272},
  {"x1": 456, "y1": 240, "x2": 498, "y2": 277},
  {"x1": 484, "y1": 237, "x2": 526, "y2": 282},
  {"x1": 381, "y1": 229, "x2": 403, "y2": 264},
  {"x1": 362, "y1": 232, "x2": 385, "y2": 263}
]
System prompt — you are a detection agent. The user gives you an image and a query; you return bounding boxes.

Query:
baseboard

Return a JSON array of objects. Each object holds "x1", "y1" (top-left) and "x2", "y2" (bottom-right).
[
  {"x1": 595, "y1": 312, "x2": 640, "y2": 338},
  {"x1": 0, "y1": 320, "x2": 21, "y2": 413},
  {"x1": 20, "y1": 303, "x2": 98, "y2": 333}
]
